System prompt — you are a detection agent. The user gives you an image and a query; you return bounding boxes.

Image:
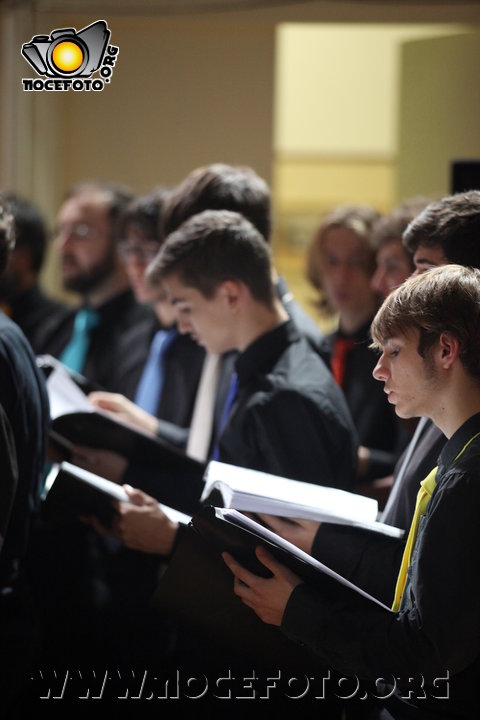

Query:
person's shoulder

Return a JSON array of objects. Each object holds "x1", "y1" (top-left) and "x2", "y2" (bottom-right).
[
  {"x1": 249, "y1": 365, "x2": 338, "y2": 414},
  {"x1": 0, "y1": 312, "x2": 48, "y2": 398},
  {"x1": 287, "y1": 298, "x2": 324, "y2": 343},
  {"x1": 102, "y1": 291, "x2": 155, "y2": 337},
  {"x1": 125, "y1": 303, "x2": 156, "y2": 332},
  {"x1": 36, "y1": 290, "x2": 72, "y2": 319},
  {"x1": 281, "y1": 330, "x2": 334, "y2": 379},
  {"x1": 277, "y1": 281, "x2": 325, "y2": 350},
  {"x1": 0, "y1": 311, "x2": 31, "y2": 350},
  {"x1": 118, "y1": 312, "x2": 157, "y2": 347}
]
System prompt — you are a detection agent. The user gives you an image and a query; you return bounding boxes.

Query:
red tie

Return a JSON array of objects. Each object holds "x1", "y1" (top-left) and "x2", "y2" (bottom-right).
[{"x1": 330, "y1": 337, "x2": 354, "y2": 388}]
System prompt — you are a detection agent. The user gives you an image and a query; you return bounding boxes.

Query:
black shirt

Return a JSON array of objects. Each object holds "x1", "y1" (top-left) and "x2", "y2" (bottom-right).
[
  {"x1": 283, "y1": 411, "x2": 480, "y2": 719},
  {"x1": 147, "y1": 320, "x2": 357, "y2": 516},
  {"x1": 169, "y1": 319, "x2": 358, "y2": 557},
  {"x1": 216, "y1": 320, "x2": 357, "y2": 490}
]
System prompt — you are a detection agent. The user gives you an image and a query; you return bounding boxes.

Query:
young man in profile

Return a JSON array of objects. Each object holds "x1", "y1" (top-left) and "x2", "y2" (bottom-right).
[
  {"x1": 85, "y1": 162, "x2": 326, "y2": 467},
  {"x1": 89, "y1": 207, "x2": 357, "y2": 549},
  {"x1": 223, "y1": 263, "x2": 480, "y2": 719}
]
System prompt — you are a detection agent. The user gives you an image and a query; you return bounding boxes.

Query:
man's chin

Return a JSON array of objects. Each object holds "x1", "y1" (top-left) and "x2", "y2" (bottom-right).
[
  {"x1": 394, "y1": 405, "x2": 413, "y2": 420},
  {"x1": 63, "y1": 276, "x2": 97, "y2": 294},
  {"x1": 192, "y1": 336, "x2": 216, "y2": 354}
]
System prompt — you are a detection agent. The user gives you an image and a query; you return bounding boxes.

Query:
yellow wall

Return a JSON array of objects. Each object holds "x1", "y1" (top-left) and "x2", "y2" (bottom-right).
[
  {"x1": 273, "y1": 24, "x2": 464, "y2": 157},
  {"x1": 271, "y1": 24, "x2": 478, "y2": 323}
]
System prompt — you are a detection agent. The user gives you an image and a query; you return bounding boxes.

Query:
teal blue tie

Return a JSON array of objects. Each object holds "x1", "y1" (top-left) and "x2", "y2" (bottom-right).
[{"x1": 60, "y1": 307, "x2": 100, "y2": 373}]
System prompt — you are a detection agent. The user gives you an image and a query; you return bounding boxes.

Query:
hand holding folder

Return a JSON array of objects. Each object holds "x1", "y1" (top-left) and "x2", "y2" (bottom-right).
[{"x1": 191, "y1": 506, "x2": 392, "y2": 611}]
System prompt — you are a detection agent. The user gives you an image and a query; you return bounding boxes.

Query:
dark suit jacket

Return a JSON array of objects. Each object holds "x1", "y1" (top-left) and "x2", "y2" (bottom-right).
[{"x1": 41, "y1": 288, "x2": 153, "y2": 394}]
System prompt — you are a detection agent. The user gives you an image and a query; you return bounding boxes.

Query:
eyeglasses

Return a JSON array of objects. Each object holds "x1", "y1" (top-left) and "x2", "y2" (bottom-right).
[
  {"x1": 53, "y1": 222, "x2": 98, "y2": 241},
  {"x1": 118, "y1": 239, "x2": 159, "y2": 262}
]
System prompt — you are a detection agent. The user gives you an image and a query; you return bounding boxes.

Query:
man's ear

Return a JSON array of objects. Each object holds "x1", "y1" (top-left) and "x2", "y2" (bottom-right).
[
  {"x1": 438, "y1": 331, "x2": 460, "y2": 369},
  {"x1": 219, "y1": 280, "x2": 243, "y2": 311}
]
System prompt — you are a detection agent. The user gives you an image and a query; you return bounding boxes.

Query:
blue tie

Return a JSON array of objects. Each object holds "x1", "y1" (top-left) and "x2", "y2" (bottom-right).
[
  {"x1": 134, "y1": 328, "x2": 177, "y2": 415},
  {"x1": 211, "y1": 371, "x2": 239, "y2": 461},
  {"x1": 59, "y1": 307, "x2": 100, "y2": 374}
]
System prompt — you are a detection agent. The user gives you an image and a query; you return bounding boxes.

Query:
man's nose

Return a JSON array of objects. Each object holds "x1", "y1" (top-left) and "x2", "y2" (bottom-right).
[{"x1": 372, "y1": 354, "x2": 388, "y2": 381}]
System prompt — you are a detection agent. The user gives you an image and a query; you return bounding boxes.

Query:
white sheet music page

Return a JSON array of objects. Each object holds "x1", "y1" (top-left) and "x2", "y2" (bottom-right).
[{"x1": 46, "y1": 364, "x2": 94, "y2": 419}]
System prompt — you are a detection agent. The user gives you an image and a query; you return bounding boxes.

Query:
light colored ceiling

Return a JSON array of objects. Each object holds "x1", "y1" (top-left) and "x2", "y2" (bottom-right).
[{"x1": 3, "y1": 0, "x2": 480, "y2": 17}]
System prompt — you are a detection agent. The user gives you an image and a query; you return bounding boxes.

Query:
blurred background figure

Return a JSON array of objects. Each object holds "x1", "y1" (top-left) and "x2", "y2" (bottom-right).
[
  {"x1": 306, "y1": 203, "x2": 410, "y2": 493},
  {"x1": 119, "y1": 187, "x2": 172, "y2": 305},
  {"x1": 0, "y1": 192, "x2": 70, "y2": 355},
  {"x1": 114, "y1": 187, "x2": 206, "y2": 418},
  {"x1": 370, "y1": 196, "x2": 431, "y2": 300},
  {"x1": 40, "y1": 180, "x2": 152, "y2": 395},
  {"x1": 357, "y1": 196, "x2": 432, "y2": 507}
]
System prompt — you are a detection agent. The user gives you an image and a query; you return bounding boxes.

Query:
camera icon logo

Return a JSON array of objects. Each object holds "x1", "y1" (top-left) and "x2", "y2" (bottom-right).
[{"x1": 22, "y1": 20, "x2": 110, "y2": 79}]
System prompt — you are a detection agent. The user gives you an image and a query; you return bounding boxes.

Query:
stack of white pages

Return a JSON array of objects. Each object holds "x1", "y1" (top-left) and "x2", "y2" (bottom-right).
[{"x1": 201, "y1": 460, "x2": 404, "y2": 538}]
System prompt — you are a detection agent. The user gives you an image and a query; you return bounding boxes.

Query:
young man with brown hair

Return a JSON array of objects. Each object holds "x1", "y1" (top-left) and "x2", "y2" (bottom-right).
[{"x1": 224, "y1": 263, "x2": 480, "y2": 719}]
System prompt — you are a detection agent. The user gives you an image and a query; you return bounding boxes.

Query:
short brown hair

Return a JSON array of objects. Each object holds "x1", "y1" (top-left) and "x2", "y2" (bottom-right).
[
  {"x1": 147, "y1": 208, "x2": 275, "y2": 307},
  {"x1": 372, "y1": 196, "x2": 430, "y2": 254},
  {"x1": 370, "y1": 264, "x2": 480, "y2": 381},
  {"x1": 403, "y1": 190, "x2": 480, "y2": 269},
  {"x1": 162, "y1": 163, "x2": 271, "y2": 243}
]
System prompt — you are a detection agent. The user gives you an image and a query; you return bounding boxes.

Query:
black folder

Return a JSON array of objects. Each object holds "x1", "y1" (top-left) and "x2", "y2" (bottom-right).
[
  {"x1": 41, "y1": 461, "x2": 130, "y2": 528},
  {"x1": 154, "y1": 505, "x2": 390, "y2": 678},
  {"x1": 48, "y1": 410, "x2": 206, "y2": 515},
  {"x1": 190, "y1": 506, "x2": 391, "y2": 609}
]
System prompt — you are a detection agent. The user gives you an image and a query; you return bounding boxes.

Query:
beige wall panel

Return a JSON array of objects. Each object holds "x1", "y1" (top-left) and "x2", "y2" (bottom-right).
[
  {"x1": 273, "y1": 156, "x2": 396, "y2": 217},
  {"x1": 397, "y1": 32, "x2": 480, "y2": 200},
  {"x1": 56, "y1": 17, "x2": 274, "y2": 193}
]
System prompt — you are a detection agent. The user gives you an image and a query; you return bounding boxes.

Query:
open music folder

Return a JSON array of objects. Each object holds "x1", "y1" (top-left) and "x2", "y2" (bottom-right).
[
  {"x1": 153, "y1": 504, "x2": 393, "y2": 674},
  {"x1": 43, "y1": 362, "x2": 206, "y2": 514},
  {"x1": 201, "y1": 460, "x2": 404, "y2": 538}
]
